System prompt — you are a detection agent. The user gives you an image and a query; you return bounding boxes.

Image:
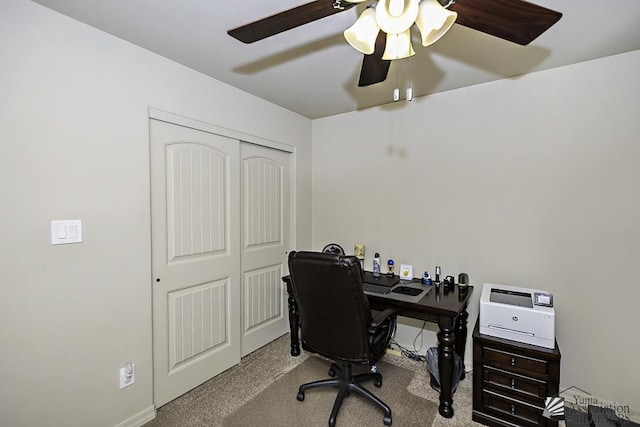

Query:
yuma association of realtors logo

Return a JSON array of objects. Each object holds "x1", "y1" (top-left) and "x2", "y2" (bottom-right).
[
  {"x1": 543, "y1": 396, "x2": 565, "y2": 420},
  {"x1": 551, "y1": 386, "x2": 633, "y2": 423}
]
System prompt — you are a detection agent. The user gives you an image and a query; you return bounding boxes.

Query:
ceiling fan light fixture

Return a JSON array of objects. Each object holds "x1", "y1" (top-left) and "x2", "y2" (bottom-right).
[
  {"x1": 344, "y1": 7, "x2": 380, "y2": 54},
  {"x1": 376, "y1": 0, "x2": 419, "y2": 34},
  {"x1": 382, "y1": 30, "x2": 415, "y2": 60},
  {"x1": 415, "y1": 0, "x2": 458, "y2": 47}
]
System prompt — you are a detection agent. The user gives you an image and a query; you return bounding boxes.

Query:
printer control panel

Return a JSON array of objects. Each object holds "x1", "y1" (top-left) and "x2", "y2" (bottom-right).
[{"x1": 534, "y1": 292, "x2": 553, "y2": 307}]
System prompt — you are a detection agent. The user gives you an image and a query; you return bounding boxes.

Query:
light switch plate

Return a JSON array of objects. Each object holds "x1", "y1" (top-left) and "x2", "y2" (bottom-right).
[{"x1": 51, "y1": 220, "x2": 82, "y2": 245}]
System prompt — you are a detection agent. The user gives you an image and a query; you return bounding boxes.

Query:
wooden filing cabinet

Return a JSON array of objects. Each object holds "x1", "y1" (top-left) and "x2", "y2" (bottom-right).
[{"x1": 472, "y1": 321, "x2": 561, "y2": 427}]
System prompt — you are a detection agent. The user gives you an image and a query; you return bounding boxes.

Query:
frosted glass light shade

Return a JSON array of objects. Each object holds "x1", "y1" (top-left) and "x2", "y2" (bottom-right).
[
  {"x1": 375, "y1": 0, "x2": 419, "y2": 34},
  {"x1": 415, "y1": 0, "x2": 457, "y2": 47},
  {"x1": 344, "y1": 8, "x2": 380, "y2": 54},
  {"x1": 382, "y1": 30, "x2": 415, "y2": 60}
]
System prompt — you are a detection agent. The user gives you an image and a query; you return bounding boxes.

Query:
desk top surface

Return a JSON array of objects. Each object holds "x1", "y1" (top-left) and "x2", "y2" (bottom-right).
[
  {"x1": 367, "y1": 278, "x2": 473, "y2": 318},
  {"x1": 282, "y1": 274, "x2": 473, "y2": 319}
]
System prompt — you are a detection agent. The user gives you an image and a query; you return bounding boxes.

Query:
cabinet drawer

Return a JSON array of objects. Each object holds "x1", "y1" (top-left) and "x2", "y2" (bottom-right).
[
  {"x1": 482, "y1": 389, "x2": 544, "y2": 427},
  {"x1": 483, "y1": 347, "x2": 547, "y2": 375},
  {"x1": 483, "y1": 366, "x2": 546, "y2": 402}
]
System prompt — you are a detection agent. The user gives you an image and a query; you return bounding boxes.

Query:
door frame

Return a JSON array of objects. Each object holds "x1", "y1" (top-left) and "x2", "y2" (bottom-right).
[{"x1": 149, "y1": 109, "x2": 295, "y2": 153}]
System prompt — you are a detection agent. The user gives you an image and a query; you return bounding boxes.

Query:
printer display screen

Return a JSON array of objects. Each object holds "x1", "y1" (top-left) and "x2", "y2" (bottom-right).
[{"x1": 489, "y1": 289, "x2": 533, "y2": 308}]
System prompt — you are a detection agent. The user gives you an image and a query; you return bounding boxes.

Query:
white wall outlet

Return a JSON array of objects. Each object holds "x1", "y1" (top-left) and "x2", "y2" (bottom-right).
[{"x1": 119, "y1": 362, "x2": 135, "y2": 389}]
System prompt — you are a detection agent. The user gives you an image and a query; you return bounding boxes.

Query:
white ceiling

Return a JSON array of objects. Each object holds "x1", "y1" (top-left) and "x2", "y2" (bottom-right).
[{"x1": 31, "y1": 0, "x2": 640, "y2": 119}]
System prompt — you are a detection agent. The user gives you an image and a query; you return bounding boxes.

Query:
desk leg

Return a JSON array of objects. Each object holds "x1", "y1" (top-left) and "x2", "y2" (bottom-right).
[
  {"x1": 454, "y1": 306, "x2": 469, "y2": 380},
  {"x1": 287, "y1": 292, "x2": 301, "y2": 356},
  {"x1": 437, "y1": 317, "x2": 456, "y2": 418}
]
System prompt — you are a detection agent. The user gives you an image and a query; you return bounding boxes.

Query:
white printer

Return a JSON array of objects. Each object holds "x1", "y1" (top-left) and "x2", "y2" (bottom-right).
[{"x1": 480, "y1": 283, "x2": 555, "y2": 349}]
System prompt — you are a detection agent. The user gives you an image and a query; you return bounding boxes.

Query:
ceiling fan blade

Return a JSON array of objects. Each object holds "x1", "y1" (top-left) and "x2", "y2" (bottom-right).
[
  {"x1": 451, "y1": 0, "x2": 562, "y2": 45},
  {"x1": 228, "y1": 0, "x2": 357, "y2": 44},
  {"x1": 358, "y1": 32, "x2": 391, "y2": 87}
]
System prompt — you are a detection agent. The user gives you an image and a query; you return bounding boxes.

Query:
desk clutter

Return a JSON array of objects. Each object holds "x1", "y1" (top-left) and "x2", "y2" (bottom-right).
[
  {"x1": 322, "y1": 242, "x2": 471, "y2": 303},
  {"x1": 362, "y1": 271, "x2": 430, "y2": 302}
]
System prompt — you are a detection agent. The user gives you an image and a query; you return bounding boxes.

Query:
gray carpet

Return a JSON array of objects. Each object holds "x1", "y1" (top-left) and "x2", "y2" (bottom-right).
[
  {"x1": 145, "y1": 334, "x2": 483, "y2": 427},
  {"x1": 222, "y1": 357, "x2": 436, "y2": 427}
]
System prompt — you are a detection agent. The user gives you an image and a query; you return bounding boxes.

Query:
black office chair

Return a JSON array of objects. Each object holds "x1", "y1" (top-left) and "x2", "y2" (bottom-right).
[{"x1": 288, "y1": 251, "x2": 398, "y2": 427}]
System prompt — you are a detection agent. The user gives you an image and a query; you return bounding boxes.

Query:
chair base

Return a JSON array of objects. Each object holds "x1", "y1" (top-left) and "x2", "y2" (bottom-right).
[{"x1": 296, "y1": 362, "x2": 392, "y2": 427}]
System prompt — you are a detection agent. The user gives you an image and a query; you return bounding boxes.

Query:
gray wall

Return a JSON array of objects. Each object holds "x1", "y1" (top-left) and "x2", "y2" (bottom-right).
[
  {"x1": 312, "y1": 50, "x2": 640, "y2": 412},
  {"x1": 0, "y1": 1, "x2": 311, "y2": 426}
]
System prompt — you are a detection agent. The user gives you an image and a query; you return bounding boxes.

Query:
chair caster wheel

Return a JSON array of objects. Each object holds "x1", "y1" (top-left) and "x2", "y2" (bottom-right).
[
  {"x1": 383, "y1": 416, "x2": 392, "y2": 426},
  {"x1": 374, "y1": 378, "x2": 382, "y2": 387},
  {"x1": 296, "y1": 391, "x2": 305, "y2": 401}
]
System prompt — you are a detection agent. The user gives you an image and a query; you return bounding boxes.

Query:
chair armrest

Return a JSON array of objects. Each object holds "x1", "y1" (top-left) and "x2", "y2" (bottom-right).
[
  {"x1": 368, "y1": 308, "x2": 399, "y2": 362},
  {"x1": 368, "y1": 308, "x2": 398, "y2": 334}
]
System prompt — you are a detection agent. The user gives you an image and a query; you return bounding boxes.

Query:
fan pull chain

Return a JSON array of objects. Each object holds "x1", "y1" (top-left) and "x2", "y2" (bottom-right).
[
  {"x1": 406, "y1": 56, "x2": 413, "y2": 101},
  {"x1": 393, "y1": 61, "x2": 400, "y2": 102},
  {"x1": 392, "y1": 59, "x2": 413, "y2": 102}
]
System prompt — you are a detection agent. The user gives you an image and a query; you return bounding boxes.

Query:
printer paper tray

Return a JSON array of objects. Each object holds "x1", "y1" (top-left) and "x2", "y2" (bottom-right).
[{"x1": 486, "y1": 324, "x2": 535, "y2": 337}]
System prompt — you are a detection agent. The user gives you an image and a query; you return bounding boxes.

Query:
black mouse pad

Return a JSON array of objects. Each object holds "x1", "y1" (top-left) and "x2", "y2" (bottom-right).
[{"x1": 391, "y1": 286, "x2": 424, "y2": 296}]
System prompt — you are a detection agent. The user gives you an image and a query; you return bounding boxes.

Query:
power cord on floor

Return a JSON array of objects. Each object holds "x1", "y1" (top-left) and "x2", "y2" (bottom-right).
[
  {"x1": 388, "y1": 320, "x2": 429, "y2": 363},
  {"x1": 389, "y1": 339, "x2": 427, "y2": 363}
]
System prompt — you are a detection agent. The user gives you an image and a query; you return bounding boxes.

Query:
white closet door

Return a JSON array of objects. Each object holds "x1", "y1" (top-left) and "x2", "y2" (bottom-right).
[
  {"x1": 150, "y1": 119, "x2": 240, "y2": 407},
  {"x1": 240, "y1": 142, "x2": 291, "y2": 356}
]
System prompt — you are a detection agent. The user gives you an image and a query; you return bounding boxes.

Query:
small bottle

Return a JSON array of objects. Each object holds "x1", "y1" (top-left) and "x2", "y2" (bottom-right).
[
  {"x1": 373, "y1": 253, "x2": 381, "y2": 277},
  {"x1": 422, "y1": 271, "x2": 432, "y2": 285},
  {"x1": 435, "y1": 265, "x2": 441, "y2": 283}
]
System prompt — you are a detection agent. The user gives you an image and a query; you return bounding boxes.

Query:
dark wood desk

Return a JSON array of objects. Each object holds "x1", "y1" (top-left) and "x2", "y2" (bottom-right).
[{"x1": 282, "y1": 275, "x2": 473, "y2": 419}]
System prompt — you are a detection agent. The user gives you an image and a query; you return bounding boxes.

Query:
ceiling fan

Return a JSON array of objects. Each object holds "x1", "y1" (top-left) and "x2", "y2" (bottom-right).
[{"x1": 228, "y1": 0, "x2": 562, "y2": 87}]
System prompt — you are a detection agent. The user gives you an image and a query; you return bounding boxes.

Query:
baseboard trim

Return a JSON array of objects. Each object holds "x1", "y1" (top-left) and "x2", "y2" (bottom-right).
[{"x1": 113, "y1": 405, "x2": 156, "y2": 427}]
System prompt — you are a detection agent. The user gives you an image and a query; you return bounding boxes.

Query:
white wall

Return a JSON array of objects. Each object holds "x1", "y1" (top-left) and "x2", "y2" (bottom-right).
[
  {"x1": 312, "y1": 50, "x2": 640, "y2": 411},
  {"x1": 0, "y1": 1, "x2": 311, "y2": 426}
]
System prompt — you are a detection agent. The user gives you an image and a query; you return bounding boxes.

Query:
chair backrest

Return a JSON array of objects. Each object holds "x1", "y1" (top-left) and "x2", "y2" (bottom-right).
[{"x1": 288, "y1": 251, "x2": 372, "y2": 364}]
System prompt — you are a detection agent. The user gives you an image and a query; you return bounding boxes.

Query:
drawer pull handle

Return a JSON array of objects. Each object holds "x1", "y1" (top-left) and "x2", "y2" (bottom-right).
[
  {"x1": 510, "y1": 357, "x2": 516, "y2": 366},
  {"x1": 510, "y1": 405, "x2": 516, "y2": 415},
  {"x1": 510, "y1": 379, "x2": 516, "y2": 389}
]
